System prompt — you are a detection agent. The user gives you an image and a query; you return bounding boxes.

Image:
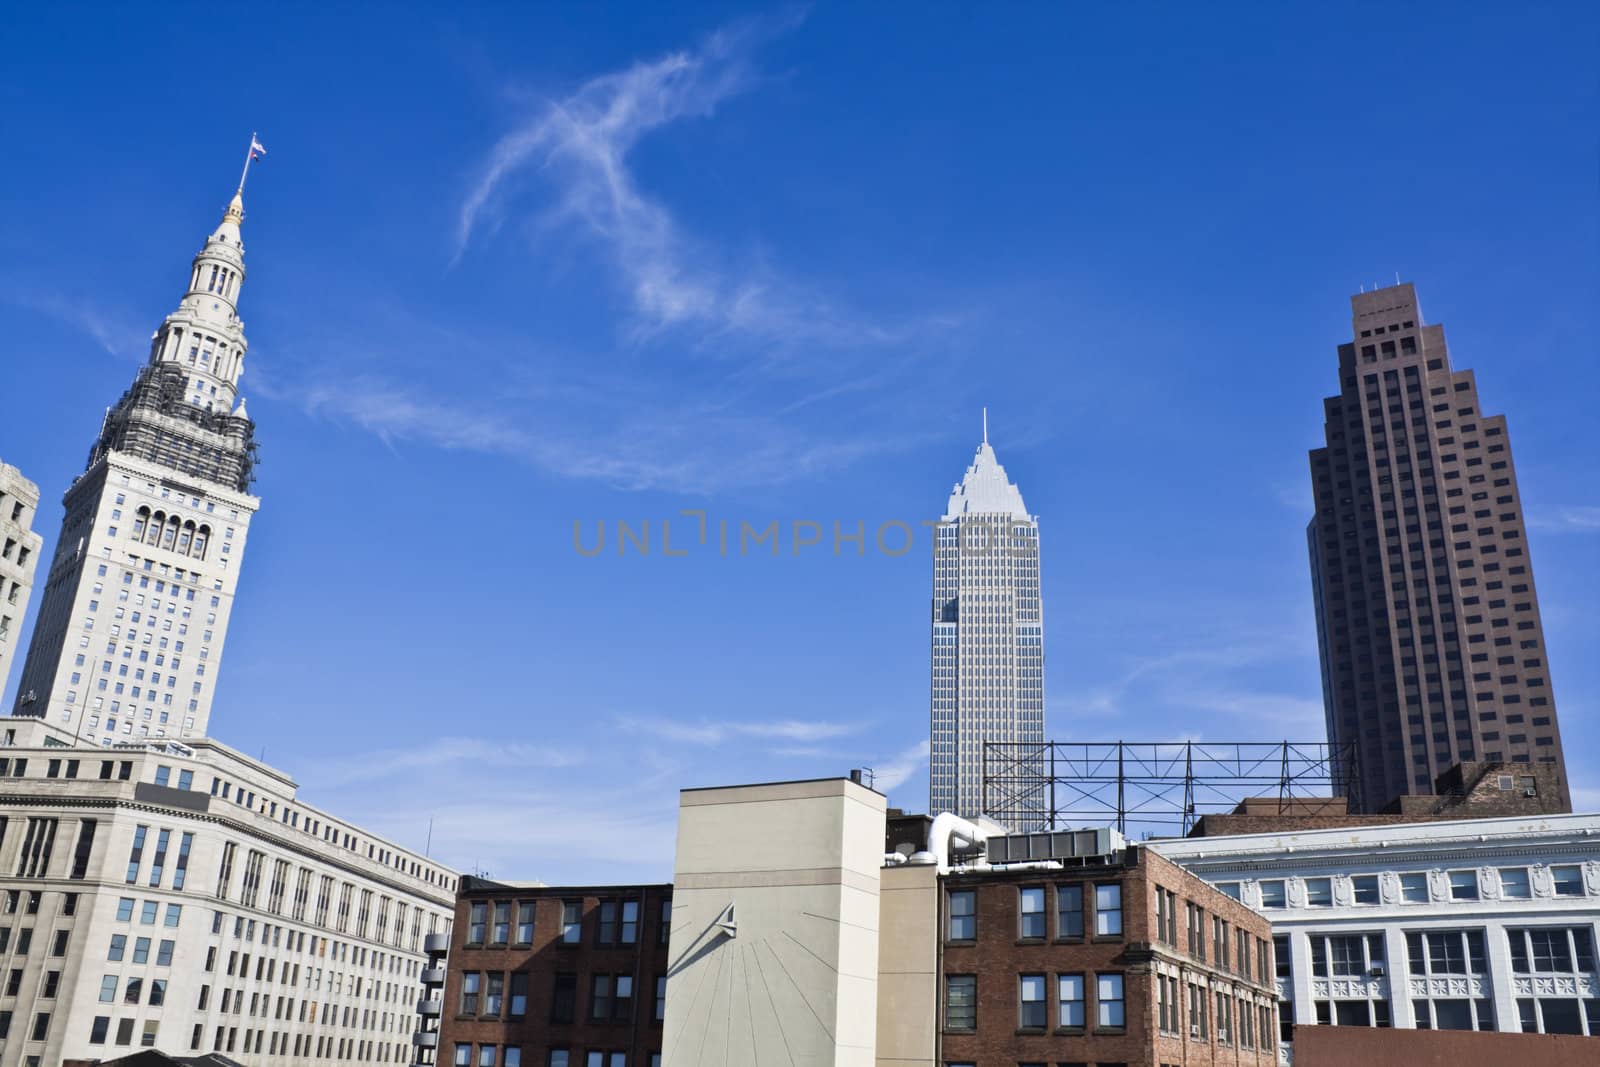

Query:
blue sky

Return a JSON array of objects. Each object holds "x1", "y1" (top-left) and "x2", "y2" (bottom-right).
[{"x1": 1, "y1": 3, "x2": 1595, "y2": 883}]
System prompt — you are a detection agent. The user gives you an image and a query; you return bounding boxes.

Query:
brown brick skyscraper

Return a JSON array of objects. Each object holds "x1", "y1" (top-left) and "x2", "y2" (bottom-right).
[{"x1": 1307, "y1": 283, "x2": 1570, "y2": 813}]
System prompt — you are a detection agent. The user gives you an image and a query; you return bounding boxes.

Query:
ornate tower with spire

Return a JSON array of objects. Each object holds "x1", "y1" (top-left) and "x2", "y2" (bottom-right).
[
  {"x1": 930, "y1": 416, "x2": 1045, "y2": 824},
  {"x1": 11, "y1": 172, "x2": 262, "y2": 743}
]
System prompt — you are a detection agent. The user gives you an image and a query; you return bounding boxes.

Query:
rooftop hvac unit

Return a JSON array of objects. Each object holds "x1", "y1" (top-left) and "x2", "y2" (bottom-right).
[{"x1": 985, "y1": 827, "x2": 1126, "y2": 865}]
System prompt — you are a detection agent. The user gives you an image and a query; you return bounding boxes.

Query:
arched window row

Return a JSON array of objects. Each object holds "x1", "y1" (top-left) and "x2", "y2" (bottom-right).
[{"x1": 131, "y1": 506, "x2": 211, "y2": 560}]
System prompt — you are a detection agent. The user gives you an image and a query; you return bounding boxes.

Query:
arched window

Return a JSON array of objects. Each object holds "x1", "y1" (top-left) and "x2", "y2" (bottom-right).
[
  {"x1": 145, "y1": 511, "x2": 166, "y2": 547},
  {"x1": 161, "y1": 516, "x2": 179, "y2": 551},
  {"x1": 178, "y1": 521, "x2": 195, "y2": 554},
  {"x1": 207, "y1": 265, "x2": 219, "y2": 292},
  {"x1": 132, "y1": 507, "x2": 151, "y2": 540},
  {"x1": 192, "y1": 526, "x2": 210, "y2": 560}
]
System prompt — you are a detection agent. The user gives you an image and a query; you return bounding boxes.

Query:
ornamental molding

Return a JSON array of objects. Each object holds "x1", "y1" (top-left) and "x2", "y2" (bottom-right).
[{"x1": 1408, "y1": 975, "x2": 1488, "y2": 998}]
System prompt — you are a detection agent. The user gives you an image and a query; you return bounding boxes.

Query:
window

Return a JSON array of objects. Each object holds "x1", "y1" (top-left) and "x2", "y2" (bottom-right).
[
  {"x1": 548, "y1": 1054, "x2": 569, "y2": 1067},
  {"x1": 1449, "y1": 870, "x2": 1479, "y2": 900},
  {"x1": 944, "y1": 975, "x2": 975, "y2": 1031},
  {"x1": 1407, "y1": 930, "x2": 1486, "y2": 975},
  {"x1": 1096, "y1": 973, "x2": 1125, "y2": 1028},
  {"x1": 509, "y1": 973, "x2": 528, "y2": 1018},
  {"x1": 947, "y1": 890, "x2": 975, "y2": 941},
  {"x1": 1310, "y1": 933, "x2": 1384, "y2": 977},
  {"x1": 492, "y1": 902, "x2": 511, "y2": 945},
  {"x1": 1400, "y1": 872, "x2": 1429, "y2": 903},
  {"x1": 1274, "y1": 934, "x2": 1292, "y2": 978},
  {"x1": 1019, "y1": 974, "x2": 1047, "y2": 1029},
  {"x1": 1259, "y1": 880, "x2": 1286, "y2": 909},
  {"x1": 1058, "y1": 973, "x2": 1084, "y2": 1027},
  {"x1": 655, "y1": 975, "x2": 666, "y2": 1022},
  {"x1": 560, "y1": 902, "x2": 581, "y2": 944},
  {"x1": 1305, "y1": 877, "x2": 1333, "y2": 907},
  {"x1": 1500, "y1": 868, "x2": 1531, "y2": 899},
  {"x1": 1508, "y1": 927, "x2": 1594, "y2": 975},
  {"x1": 1057, "y1": 884, "x2": 1083, "y2": 938},
  {"x1": 1216, "y1": 881, "x2": 1241, "y2": 901},
  {"x1": 1415, "y1": 997, "x2": 1494, "y2": 1031},
  {"x1": 516, "y1": 901, "x2": 535, "y2": 944},
  {"x1": 550, "y1": 974, "x2": 576, "y2": 1024},
  {"x1": 468, "y1": 902, "x2": 487, "y2": 944},
  {"x1": 478, "y1": 1048, "x2": 497, "y2": 1067},
  {"x1": 485, "y1": 972, "x2": 504, "y2": 1016},
  {"x1": 1351, "y1": 875, "x2": 1379, "y2": 904},
  {"x1": 1019, "y1": 887, "x2": 1045, "y2": 938},
  {"x1": 1094, "y1": 884, "x2": 1122, "y2": 935},
  {"x1": 461, "y1": 972, "x2": 481, "y2": 1014},
  {"x1": 1552, "y1": 866, "x2": 1584, "y2": 897}
]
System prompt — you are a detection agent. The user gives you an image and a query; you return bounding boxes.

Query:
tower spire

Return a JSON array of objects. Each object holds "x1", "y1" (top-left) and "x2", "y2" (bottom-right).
[{"x1": 982, "y1": 406, "x2": 988, "y2": 445}]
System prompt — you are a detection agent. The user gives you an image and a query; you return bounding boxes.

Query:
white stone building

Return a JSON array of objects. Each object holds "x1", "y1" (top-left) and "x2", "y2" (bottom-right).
[
  {"x1": 11, "y1": 185, "x2": 262, "y2": 743},
  {"x1": 0, "y1": 716, "x2": 456, "y2": 1067},
  {"x1": 1151, "y1": 812, "x2": 1600, "y2": 1054},
  {"x1": 930, "y1": 418, "x2": 1044, "y2": 825},
  {"x1": 0, "y1": 463, "x2": 42, "y2": 700}
]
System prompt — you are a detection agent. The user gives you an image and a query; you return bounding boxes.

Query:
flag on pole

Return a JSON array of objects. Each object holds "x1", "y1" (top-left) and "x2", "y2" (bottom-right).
[{"x1": 249, "y1": 137, "x2": 267, "y2": 160}]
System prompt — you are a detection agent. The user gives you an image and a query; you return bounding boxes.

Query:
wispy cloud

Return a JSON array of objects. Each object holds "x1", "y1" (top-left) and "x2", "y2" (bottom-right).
[
  {"x1": 872, "y1": 738, "x2": 930, "y2": 792},
  {"x1": 1528, "y1": 506, "x2": 1600, "y2": 533},
  {"x1": 299, "y1": 736, "x2": 585, "y2": 789},
  {"x1": 618, "y1": 714, "x2": 867, "y2": 746},
  {"x1": 4, "y1": 288, "x2": 144, "y2": 359},
  {"x1": 284, "y1": 374, "x2": 916, "y2": 493},
  {"x1": 454, "y1": 13, "x2": 925, "y2": 350}
]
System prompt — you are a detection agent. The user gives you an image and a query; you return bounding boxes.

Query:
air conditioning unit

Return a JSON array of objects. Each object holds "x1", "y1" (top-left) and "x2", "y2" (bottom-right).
[
  {"x1": 1191, "y1": 1025, "x2": 1201, "y2": 1038},
  {"x1": 1369, "y1": 966, "x2": 1385, "y2": 977},
  {"x1": 1523, "y1": 788, "x2": 1537, "y2": 797}
]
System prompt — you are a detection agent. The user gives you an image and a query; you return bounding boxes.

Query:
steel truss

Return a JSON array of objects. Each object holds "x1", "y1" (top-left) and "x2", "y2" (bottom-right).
[{"x1": 982, "y1": 740, "x2": 1360, "y2": 837}]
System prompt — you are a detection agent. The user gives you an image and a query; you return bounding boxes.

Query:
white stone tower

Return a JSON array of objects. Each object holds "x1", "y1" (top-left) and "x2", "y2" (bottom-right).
[
  {"x1": 11, "y1": 178, "x2": 262, "y2": 743},
  {"x1": 929, "y1": 414, "x2": 1045, "y2": 824}
]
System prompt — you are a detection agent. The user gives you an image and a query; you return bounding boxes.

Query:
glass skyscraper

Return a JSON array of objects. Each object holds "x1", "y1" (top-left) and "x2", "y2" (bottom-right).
[{"x1": 930, "y1": 421, "x2": 1045, "y2": 823}]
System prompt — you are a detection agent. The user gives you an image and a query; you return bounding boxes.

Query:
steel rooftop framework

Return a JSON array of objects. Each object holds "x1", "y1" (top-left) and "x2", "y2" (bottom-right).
[{"x1": 982, "y1": 740, "x2": 1361, "y2": 837}]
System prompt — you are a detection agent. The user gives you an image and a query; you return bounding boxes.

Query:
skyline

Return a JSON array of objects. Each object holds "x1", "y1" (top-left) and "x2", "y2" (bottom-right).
[{"x1": 1, "y1": 3, "x2": 1596, "y2": 884}]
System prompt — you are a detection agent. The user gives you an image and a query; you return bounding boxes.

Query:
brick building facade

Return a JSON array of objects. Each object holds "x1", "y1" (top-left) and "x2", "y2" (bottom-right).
[
  {"x1": 937, "y1": 845, "x2": 1276, "y2": 1067},
  {"x1": 435, "y1": 878, "x2": 671, "y2": 1067}
]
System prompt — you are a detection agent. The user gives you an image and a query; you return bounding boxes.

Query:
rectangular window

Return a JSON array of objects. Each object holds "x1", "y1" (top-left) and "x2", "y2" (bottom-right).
[
  {"x1": 1449, "y1": 870, "x2": 1479, "y2": 900},
  {"x1": 1057, "y1": 884, "x2": 1083, "y2": 938},
  {"x1": 560, "y1": 902, "x2": 581, "y2": 944},
  {"x1": 1305, "y1": 877, "x2": 1333, "y2": 907},
  {"x1": 460, "y1": 972, "x2": 480, "y2": 1014},
  {"x1": 947, "y1": 890, "x2": 975, "y2": 941},
  {"x1": 944, "y1": 974, "x2": 975, "y2": 1031},
  {"x1": 485, "y1": 972, "x2": 504, "y2": 1016},
  {"x1": 550, "y1": 974, "x2": 576, "y2": 1024},
  {"x1": 492, "y1": 902, "x2": 510, "y2": 946},
  {"x1": 1096, "y1": 973, "x2": 1125, "y2": 1028},
  {"x1": 1351, "y1": 875, "x2": 1379, "y2": 904},
  {"x1": 1400, "y1": 872, "x2": 1429, "y2": 903},
  {"x1": 1019, "y1": 887, "x2": 1045, "y2": 938},
  {"x1": 1057, "y1": 973, "x2": 1084, "y2": 1027},
  {"x1": 509, "y1": 972, "x2": 528, "y2": 1018},
  {"x1": 1500, "y1": 868, "x2": 1531, "y2": 899},
  {"x1": 1552, "y1": 866, "x2": 1584, "y2": 897},
  {"x1": 1259, "y1": 880, "x2": 1286, "y2": 909},
  {"x1": 1507, "y1": 927, "x2": 1594, "y2": 975},
  {"x1": 516, "y1": 901, "x2": 535, "y2": 944},
  {"x1": 125, "y1": 825, "x2": 148, "y2": 883},
  {"x1": 1094, "y1": 884, "x2": 1122, "y2": 935},
  {"x1": 1018, "y1": 973, "x2": 1046, "y2": 1029}
]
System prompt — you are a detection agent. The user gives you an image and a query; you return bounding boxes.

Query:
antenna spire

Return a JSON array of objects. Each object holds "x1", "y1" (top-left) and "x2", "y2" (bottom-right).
[{"x1": 982, "y1": 406, "x2": 988, "y2": 445}]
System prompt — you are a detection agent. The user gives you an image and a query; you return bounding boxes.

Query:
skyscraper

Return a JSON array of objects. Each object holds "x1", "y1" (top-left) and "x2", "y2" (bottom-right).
[
  {"x1": 12, "y1": 186, "x2": 261, "y2": 743},
  {"x1": 930, "y1": 418, "x2": 1045, "y2": 823},
  {"x1": 1307, "y1": 283, "x2": 1570, "y2": 812},
  {"x1": 0, "y1": 459, "x2": 43, "y2": 697}
]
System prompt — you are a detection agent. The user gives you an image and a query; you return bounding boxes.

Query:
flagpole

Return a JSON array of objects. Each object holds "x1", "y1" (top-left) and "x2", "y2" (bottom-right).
[{"x1": 238, "y1": 132, "x2": 256, "y2": 193}]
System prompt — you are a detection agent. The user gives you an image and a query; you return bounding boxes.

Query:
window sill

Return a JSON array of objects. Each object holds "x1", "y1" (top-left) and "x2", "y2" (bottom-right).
[
  {"x1": 1052, "y1": 1026, "x2": 1086, "y2": 1036},
  {"x1": 1014, "y1": 938, "x2": 1047, "y2": 947},
  {"x1": 1013, "y1": 1028, "x2": 1048, "y2": 1037},
  {"x1": 1093, "y1": 1026, "x2": 1127, "y2": 1036}
]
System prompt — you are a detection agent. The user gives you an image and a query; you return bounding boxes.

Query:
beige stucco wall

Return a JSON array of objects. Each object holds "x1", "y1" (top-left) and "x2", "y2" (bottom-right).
[
  {"x1": 663, "y1": 778, "x2": 886, "y2": 1067},
  {"x1": 875, "y1": 863, "x2": 938, "y2": 1067}
]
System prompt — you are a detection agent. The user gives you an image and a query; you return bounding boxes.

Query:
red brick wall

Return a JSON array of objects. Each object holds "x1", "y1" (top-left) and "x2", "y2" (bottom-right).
[
  {"x1": 437, "y1": 884, "x2": 671, "y2": 1065},
  {"x1": 939, "y1": 847, "x2": 1276, "y2": 1067},
  {"x1": 1293, "y1": 1023, "x2": 1598, "y2": 1066}
]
